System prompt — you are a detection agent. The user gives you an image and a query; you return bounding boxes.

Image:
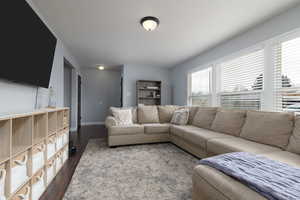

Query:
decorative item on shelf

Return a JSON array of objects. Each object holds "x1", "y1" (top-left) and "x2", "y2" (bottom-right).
[
  {"x1": 11, "y1": 152, "x2": 29, "y2": 194},
  {"x1": 147, "y1": 86, "x2": 159, "y2": 90}
]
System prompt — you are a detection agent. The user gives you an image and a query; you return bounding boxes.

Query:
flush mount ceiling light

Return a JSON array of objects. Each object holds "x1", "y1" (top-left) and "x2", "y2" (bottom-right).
[
  {"x1": 98, "y1": 66, "x2": 105, "y2": 70},
  {"x1": 140, "y1": 16, "x2": 160, "y2": 31}
]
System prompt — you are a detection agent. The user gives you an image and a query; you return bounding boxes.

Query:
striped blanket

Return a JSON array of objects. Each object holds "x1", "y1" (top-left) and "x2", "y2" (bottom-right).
[{"x1": 199, "y1": 152, "x2": 300, "y2": 200}]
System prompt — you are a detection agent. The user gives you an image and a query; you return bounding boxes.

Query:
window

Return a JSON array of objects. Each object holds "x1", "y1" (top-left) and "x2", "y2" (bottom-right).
[
  {"x1": 274, "y1": 36, "x2": 300, "y2": 113},
  {"x1": 188, "y1": 67, "x2": 212, "y2": 106},
  {"x1": 219, "y1": 49, "x2": 265, "y2": 110}
]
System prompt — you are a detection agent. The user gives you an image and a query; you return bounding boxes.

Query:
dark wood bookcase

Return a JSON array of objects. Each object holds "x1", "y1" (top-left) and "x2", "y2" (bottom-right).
[{"x1": 137, "y1": 80, "x2": 162, "y2": 105}]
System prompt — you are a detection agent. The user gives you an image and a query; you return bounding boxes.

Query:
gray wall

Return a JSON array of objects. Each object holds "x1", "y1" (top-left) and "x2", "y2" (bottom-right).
[
  {"x1": 64, "y1": 65, "x2": 72, "y2": 108},
  {"x1": 123, "y1": 65, "x2": 172, "y2": 107},
  {"x1": 81, "y1": 69, "x2": 122, "y2": 124},
  {"x1": 0, "y1": 0, "x2": 81, "y2": 131},
  {"x1": 171, "y1": 4, "x2": 300, "y2": 106}
]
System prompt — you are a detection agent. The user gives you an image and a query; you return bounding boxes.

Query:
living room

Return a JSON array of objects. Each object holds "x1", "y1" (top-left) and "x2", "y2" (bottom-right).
[{"x1": 1, "y1": 1, "x2": 300, "y2": 200}]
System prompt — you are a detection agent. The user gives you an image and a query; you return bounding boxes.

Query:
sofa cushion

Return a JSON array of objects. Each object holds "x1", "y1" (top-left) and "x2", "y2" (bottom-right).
[
  {"x1": 138, "y1": 106, "x2": 159, "y2": 124},
  {"x1": 109, "y1": 124, "x2": 144, "y2": 136},
  {"x1": 187, "y1": 106, "x2": 199, "y2": 124},
  {"x1": 211, "y1": 109, "x2": 246, "y2": 136},
  {"x1": 207, "y1": 137, "x2": 282, "y2": 156},
  {"x1": 111, "y1": 109, "x2": 133, "y2": 126},
  {"x1": 110, "y1": 107, "x2": 137, "y2": 123},
  {"x1": 286, "y1": 116, "x2": 300, "y2": 154},
  {"x1": 170, "y1": 125, "x2": 198, "y2": 138},
  {"x1": 193, "y1": 165, "x2": 267, "y2": 200},
  {"x1": 144, "y1": 123, "x2": 170, "y2": 134},
  {"x1": 192, "y1": 107, "x2": 218, "y2": 129},
  {"x1": 182, "y1": 128, "x2": 234, "y2": 149},
  {"x1": 240, "y1": 111, "x2": 294, "y2": 148},
  {"x1": 261, "y1": 151, "x2": 300, "y2": 168},
  {"x1": 158, "y1": 105, "x2": 178, "y2": 123},
  {"x1": 170, "y1": 109, "x2": 189, "y2": 125}
]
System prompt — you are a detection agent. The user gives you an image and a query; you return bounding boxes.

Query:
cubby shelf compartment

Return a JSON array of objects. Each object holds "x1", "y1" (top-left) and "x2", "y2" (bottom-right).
[
  {"x1": 57, "y1": 111, "x2": 64, "y2": 131},
  {"x1": 0, "y1": 119, "x2": 11, "y2": 163},
  {"x1": 12, "y1": 116, "x2": 32, "y2": 156},
  {"x1": 48, "y1": 111, "x2": 57, "y2": 136},
  {"x1": 33, "y1": 113, "x2": 47, "y2": 145},
  {"x1": 0, "y1": 108, "x2": 69, "y2": 200},
  {"x1": 11, "y1": 150, "x2": 31, "y2": 195},
  {"x1": 0, "y1": 161, "x2": 10, "y2": 199}
]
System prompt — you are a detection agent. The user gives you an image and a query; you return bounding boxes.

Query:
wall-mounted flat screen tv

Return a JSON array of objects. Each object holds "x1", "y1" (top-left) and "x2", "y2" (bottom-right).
[{"x1": 0, "y1": 1, "x2": 57, "y2": 88}]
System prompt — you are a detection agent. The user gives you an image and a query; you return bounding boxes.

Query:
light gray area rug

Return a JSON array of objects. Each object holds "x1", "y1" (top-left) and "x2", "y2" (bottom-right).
[{"x1": 63, "y1": 139, "x2": 199, "y2": 200}]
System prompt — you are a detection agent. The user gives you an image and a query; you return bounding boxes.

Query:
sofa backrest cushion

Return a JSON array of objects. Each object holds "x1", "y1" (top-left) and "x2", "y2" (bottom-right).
[
  {"x1": 211, "y1": 109, "x2": 246, "y2": 136},
  {"x1": 240, "y1": 111, "x2": 294, "y2": 148},
  {"x1": 138, "y1": 106, "x2": 159, "y2": 124},
  {"x1": 110, "y1": 107, "x2": 137, "y2": 123},
  {"x1": 158, "y1": 105, "x2": 179, "y2": 123},
  {"x1": 192, "y1": 107, "x2": 218, "y2": 129},
  {"x1": 287, "y1": 116, "x2": 300, "y2": 154}
]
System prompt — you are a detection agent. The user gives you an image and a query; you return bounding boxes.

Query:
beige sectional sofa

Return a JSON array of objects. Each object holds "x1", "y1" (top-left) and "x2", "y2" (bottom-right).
[{"x1": 105, "y1": 105, "x2": 300, "y2": 200}]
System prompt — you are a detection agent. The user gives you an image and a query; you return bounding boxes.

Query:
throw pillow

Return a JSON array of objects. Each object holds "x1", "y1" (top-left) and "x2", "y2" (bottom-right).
[
  {"x1": 171, "y1": 109, "x2": 189, "y2": 125},
  {"x1": 110, "y1": 107, "x2": 137, "y2": 123},
  {"x1": 111, "y1": 109, "x2": 133, "y2": 126}
]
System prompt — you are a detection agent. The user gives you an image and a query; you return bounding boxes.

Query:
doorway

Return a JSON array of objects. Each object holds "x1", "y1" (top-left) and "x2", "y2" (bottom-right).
[
  {"x1": 64, "y1": 60, "x2": 73, "y2": 125},
  {"x1": 78, "y1": 75, "x2": 82, "y2": 130}
]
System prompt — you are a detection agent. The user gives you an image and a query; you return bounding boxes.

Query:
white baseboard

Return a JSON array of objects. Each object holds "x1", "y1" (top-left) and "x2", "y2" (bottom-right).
[{"x1": 81, "y1": 121, "x2": 105, "y2": 126}]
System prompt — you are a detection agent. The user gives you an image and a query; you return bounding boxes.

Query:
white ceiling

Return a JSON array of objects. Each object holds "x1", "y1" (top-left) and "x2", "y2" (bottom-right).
[{"x1": 32, "y1": 0, "x2": 300, "y2": 68}]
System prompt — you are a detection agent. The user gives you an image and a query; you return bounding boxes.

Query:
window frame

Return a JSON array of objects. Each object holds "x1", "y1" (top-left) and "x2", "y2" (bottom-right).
[
  {"x1": 187, "y1": 66, "x2": 213, "y2": 106},
  {"x1": 273, "y1": 32, "x2": 300, "y2": 113},
  {"x1": 184, "y1": 28, "x2": 300, "y2": 112},
  {"x1": 216, "y1": 47, "x2": 265, "y2": 111}
]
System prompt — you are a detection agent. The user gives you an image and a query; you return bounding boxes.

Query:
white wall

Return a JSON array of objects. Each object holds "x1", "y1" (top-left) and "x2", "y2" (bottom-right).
[
  {"x1": 123, "y1": 65, "x2": 172, "y2": 107},
  {"x1": 81, "y1": 69, "x2": 122, "y2": 124},
  {"x1": 0, "y1": 0, "x2": 81, "y2": 131},
  {"x1": 171, "y1": 4, "x2": 300, "y2": 106}
]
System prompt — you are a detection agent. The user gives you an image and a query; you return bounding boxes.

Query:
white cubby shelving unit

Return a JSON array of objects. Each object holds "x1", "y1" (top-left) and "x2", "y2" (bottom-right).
[{"x1": 0, "y1": 108, "x2": 70, "y2": 200}]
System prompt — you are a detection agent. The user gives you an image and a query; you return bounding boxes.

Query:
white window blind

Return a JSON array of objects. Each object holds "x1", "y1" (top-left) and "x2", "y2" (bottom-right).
[
  {"x1": 189, "y1": 67, "x2": 212, "y2": 106},
  {"x1": 274, "y1": 36, "x2": 300, "y2": 113},
  {"x1": 219, "y1": 49, "x2": 264, "y2": 110}
]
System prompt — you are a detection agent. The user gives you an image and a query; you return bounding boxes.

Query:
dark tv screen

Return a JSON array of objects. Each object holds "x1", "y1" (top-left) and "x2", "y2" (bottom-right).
[{"x1": 0, "y1": 1, "x2": 57, "y2": 88}]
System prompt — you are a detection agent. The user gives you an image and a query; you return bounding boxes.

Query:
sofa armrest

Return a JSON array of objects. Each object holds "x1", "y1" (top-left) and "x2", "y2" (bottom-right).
[{"x1": 105, "y1": 116, "x2": 117, "y2": 128}]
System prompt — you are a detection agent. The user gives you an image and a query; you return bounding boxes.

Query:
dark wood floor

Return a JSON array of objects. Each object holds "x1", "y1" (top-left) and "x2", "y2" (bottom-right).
[{"x1": 40, "y1": 125, "x2": 107, "y2": 200}]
